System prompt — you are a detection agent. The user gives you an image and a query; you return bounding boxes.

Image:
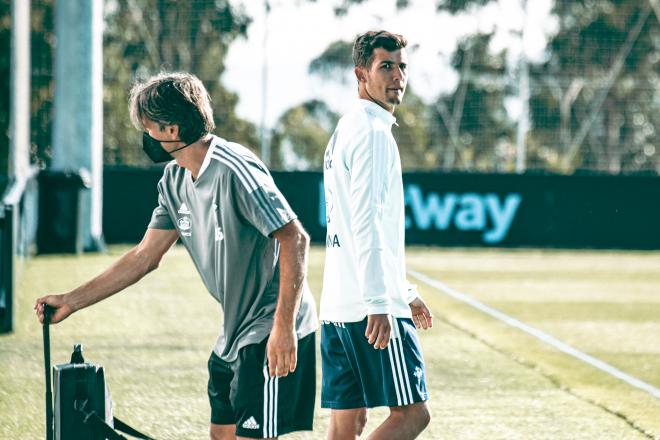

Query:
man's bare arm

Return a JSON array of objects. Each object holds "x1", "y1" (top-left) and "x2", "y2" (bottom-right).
[
  {"x1": 35, "y1": 228, "x2": 179, "y2": 324},
  {"x1": 267, "y1": 219, "x2": 310, "y2": 377}
]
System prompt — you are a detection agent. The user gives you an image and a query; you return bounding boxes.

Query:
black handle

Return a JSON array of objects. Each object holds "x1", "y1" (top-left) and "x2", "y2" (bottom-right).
[
  {"x1": 42, "y1": 304, "x2": 54, "y2": 440},
  {"x1": 43, "y1": 303, "x2": 54, "y2": 325}
]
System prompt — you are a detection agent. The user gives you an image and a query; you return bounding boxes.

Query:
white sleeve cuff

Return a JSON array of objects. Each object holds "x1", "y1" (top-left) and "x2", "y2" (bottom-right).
[
  {"x1": 405, "y1": 283, "x2": 420, "y2": 304},
  {"x1": 366, "y1": 303, "x2": 392, "y2": 316}
]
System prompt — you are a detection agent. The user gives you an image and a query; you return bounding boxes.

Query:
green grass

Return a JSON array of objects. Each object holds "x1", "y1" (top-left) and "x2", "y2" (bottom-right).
[
  {"x1": 406, "y1": 248, "x2": 660, "y2": 439},
  {"x1": 1, "y1": 246, "x2": 659, "y2": 439}
]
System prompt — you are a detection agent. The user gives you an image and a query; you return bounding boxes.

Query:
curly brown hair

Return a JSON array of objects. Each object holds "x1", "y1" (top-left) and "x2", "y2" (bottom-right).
[{"x1": 129, "y1": 72, "x2": 215, "y2": 143}]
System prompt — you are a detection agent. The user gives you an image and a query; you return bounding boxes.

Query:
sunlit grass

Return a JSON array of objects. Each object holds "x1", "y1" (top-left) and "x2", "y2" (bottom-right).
[{"x1": 1, "y1": 246, "x2": 658, "y2": 439}]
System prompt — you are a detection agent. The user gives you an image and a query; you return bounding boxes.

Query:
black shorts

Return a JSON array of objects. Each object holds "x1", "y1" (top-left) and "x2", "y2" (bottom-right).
[{"x1": 207, "y1": 332, "x2": 316, "y2": 438}]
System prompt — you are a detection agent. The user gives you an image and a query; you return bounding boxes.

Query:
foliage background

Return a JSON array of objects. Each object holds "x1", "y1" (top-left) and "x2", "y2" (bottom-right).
[{"x1": 0, "y1": 0, "x2": 658, "y2": 173}]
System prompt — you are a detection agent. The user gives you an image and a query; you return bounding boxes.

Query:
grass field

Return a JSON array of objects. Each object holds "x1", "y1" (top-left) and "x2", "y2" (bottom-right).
[{"x1": 1, "y1": 245, "x2": 659, "y2": 439}]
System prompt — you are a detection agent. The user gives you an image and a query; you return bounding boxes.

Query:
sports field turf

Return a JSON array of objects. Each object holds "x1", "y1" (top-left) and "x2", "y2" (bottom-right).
[{"x1": 1, "y1": 246, "x2": 659, "y2": 439}]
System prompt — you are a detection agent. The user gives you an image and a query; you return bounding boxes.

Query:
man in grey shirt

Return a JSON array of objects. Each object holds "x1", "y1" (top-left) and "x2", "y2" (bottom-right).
[{"x1": 36, "y1": 72, "x2": 317, "y2": 440}]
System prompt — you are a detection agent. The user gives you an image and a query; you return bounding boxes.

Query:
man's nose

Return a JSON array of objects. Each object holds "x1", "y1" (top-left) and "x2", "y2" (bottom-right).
[{"x1": 392, "y1": 67, "x2": 405, "y2": 82}]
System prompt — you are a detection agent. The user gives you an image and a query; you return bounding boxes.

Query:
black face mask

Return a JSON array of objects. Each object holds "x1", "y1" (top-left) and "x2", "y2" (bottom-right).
[{"x1": 142, "y1": 132, "x2": 197, "y2": 163}]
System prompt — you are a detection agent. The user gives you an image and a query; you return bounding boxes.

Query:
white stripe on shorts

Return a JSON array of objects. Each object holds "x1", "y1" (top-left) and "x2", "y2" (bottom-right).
[
  {"x1": 393, "y1": 320, "x2": 414, "y2": 403},
  {"x1": 389, "y1": 319, "x2": 409, "y2": 405},
  {"x1": 274, "y1": 372, "x2": 279, "y2": 435},
  {"x1": 269, "y1": 373, "x2": 274, "y2": 437},
  {"x1": 262, "y1": 364, "x2": 279, "y2": 437},
  {"x1": 386, "y1": 343, "x2": 403, "y2": 406},
  {"x1": 262, "y1": 364, "x2": 269, "y2": 437}
]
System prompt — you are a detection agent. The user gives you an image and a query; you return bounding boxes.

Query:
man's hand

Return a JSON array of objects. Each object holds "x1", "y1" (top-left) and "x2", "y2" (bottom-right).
[
  {"x1": 409, "y1": 297, "x2": 433, "y2": 330},
  {"x1": 365, "y1": 314, "x2": 391, "y2": 349},
  {"x1": 34, "y1": 295, "x2": 74, "y2": 324},
  {"x1": 267, "y1": 322, "x2": 297, "y2": 378}
]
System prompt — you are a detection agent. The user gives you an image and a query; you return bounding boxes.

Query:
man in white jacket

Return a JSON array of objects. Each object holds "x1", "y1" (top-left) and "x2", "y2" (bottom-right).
[{"x1": 320, "y1": 30, "x2": 434, "y2": 440}]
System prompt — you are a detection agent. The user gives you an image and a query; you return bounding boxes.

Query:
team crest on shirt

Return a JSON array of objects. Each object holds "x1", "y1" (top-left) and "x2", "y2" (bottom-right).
[
  {"x1": 178, "y1": 216, "x2": 192, "y2": 236},
  {"x1": 324, "y1": 148, "x2": 333, "y2": 170},
  {"x1": 324, "y1": 188, "x2": 334, "y2": 224},
  {"x1": 324, "y1": 130, "x2": 338, "y2": 170},
  {"x1": 325, "y1": 188, "x2": 340, "y2": 248}
]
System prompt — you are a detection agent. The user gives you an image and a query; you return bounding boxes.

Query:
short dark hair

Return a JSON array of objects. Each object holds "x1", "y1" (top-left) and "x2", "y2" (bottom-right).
[
  {"x1": 352, "y1": 30, "x2": 408, "y2": 68},
  {"x1": 129, "y1": 72, "x2": 215, "y2": 143}
]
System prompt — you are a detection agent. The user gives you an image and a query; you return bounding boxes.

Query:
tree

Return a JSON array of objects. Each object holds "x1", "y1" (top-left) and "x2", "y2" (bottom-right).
[
  {"x1": 435, "y1": 0, "x2": 494, "y2": 13},
  {"x1": 308, "y1": 40, "x2": 354, "y2": 83},
  {"x1": 393, "y1": 87, "x2": 435, "y2": 170},
  {"x1": 103, "y1": 0, "x2": 258, "y2": 166},
  {"x1": 30, "y1": 0, "x2": 55, "y2": 169},
  {"x1": 530, "y1": 0, "x2": 659, "y2": 173},
  {"x1": 0, "y1": 0, "x2": 10, "y2": 175},
  {"x1": 305, "y1": 1, "x2": 517, "y2": 172},
  {"x1": 0, "y1": 0, "x2": 56, "y2": 172},
  {"x1": 430, "y1": 32, "x2": 514, "y2": 171},
  {"x1": 313, "y1": 0, "x2": 660, "y2": 174},
  {"x1": 15, "y1": 1, "x2": 257, "y2": 169},
  {"x1": 270, "y1": 99, "x2": 339, "y2": 170}
]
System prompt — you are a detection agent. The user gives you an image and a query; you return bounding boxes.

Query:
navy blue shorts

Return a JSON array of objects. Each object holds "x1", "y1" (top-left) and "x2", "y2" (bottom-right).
[{"x1": 321, "y1": 317, "x2": 429, "y2": 409}]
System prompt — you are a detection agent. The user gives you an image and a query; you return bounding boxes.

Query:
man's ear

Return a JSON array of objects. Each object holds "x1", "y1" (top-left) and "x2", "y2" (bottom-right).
[
  {"x1": 354, "y1": 67, "x2": 366, "y2": 83},
  {"x1": 165, "y1": 124, "x2": 180, "y2": 140}
]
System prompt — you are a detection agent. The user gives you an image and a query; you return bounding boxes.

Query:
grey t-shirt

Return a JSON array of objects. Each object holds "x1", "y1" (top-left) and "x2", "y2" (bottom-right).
[{"x1": 148, "y1": 135, "x2": 317, "y2": 362}]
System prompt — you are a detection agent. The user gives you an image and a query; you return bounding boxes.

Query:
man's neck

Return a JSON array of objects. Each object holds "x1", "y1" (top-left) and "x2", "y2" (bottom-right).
[
  {"x1": 359, "y1": 88, "x2": 395, "y2": 114},
  {"x1": 175, "y1": 134, "x2": 213, "y2": 180}
]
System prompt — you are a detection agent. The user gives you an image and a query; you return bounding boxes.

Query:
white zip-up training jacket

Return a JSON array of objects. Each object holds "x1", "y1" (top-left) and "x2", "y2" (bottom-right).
[{"x1": 320, "y1": 99, "x2": 418, "y2": 323}]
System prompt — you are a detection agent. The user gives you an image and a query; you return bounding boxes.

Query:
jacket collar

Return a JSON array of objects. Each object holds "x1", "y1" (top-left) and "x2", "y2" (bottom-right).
[{"x1": 357, "y1": 99, "x2": 397, "y2": 127}]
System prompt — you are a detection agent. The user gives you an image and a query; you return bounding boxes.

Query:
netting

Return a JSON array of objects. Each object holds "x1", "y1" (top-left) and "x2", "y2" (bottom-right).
[{"x1": 10, "y1": 0, "x2": 660, "y2": 173}]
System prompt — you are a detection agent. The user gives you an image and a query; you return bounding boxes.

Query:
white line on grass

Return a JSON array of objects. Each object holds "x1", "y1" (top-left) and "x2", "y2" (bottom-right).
[{"x1": 407, "y1": 269, "x2": 660, "y2": 400}]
